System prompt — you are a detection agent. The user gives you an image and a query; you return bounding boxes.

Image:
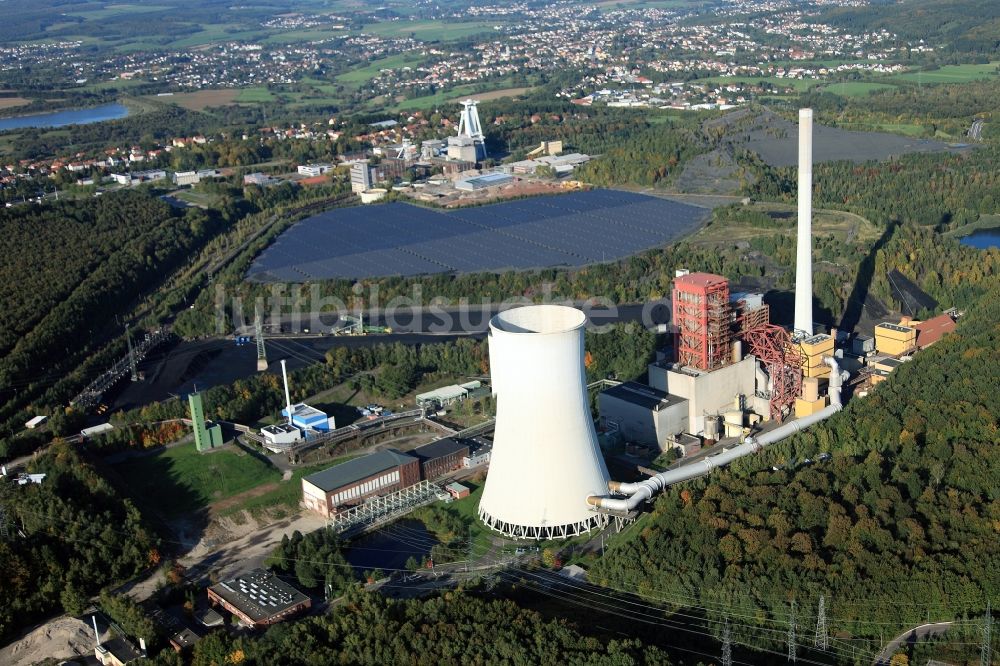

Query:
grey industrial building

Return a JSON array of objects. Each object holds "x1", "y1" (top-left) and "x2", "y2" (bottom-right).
[
  {"x1": 598, "y1": 381, "x2": 688, "y2": 450},
  {"x1": 207, "y1": 569, "x2": 311, "y2": 629}
]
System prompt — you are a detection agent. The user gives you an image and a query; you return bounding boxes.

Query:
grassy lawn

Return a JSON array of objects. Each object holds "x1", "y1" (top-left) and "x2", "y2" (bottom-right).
[
  {"x1": 113, "y1": 443, "x2": 280, "y2": 518},
  {"x1": 168, "y1": 26, "x2": 268, "y2": 49},
  {"x1": 887, "y1": 62, "x2": 999, "y2": 84},
  {"x1": 217, "y1": 455, "x2": 364, "y2": 520},
  {"x1": 815, "y1": 81, "x2": 897, "y2": 97}
]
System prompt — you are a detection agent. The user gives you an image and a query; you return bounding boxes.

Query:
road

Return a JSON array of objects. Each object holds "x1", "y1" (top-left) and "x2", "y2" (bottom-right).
[{"x1": 872, "y1": 621, "x2": 952, "y2": 665}]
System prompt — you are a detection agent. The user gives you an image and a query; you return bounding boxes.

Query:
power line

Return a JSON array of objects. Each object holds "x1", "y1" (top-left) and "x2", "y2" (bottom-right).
[
  {"x1": 815, "y1": 594, "x2": 828, "y2": 651},
  {"x1": 788, "y1": 598, "x2": 797, "y2": 663},
  {"x1": 722, "y1": 616, "x2": 733, "y2": 666},
  {"x1": 984, "y1": 601, "x2": 993, "y2": 666}
]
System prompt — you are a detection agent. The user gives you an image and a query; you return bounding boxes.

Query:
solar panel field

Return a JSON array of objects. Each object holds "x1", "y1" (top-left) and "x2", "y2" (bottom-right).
[{"x1": 246, "y1": 189, "x2": 708, "y2": 281}]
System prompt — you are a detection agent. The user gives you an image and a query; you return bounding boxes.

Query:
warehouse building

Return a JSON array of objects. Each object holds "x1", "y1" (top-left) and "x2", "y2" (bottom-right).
[
  {"x1": 207, "y1": 569, "x2": 310, "y2": 629},
  {"x1": 412, "y1": 438, "x2": 471, "y2": 480},
  {"x1": 455, "y1": 172, "x2": 513, "y2": 191},
  {"x1": 301, "y1": 449, "x2": 420, "y2": 517},
  {"x1": 598, "y1": 381, "x2": 688, "y2": 450}
]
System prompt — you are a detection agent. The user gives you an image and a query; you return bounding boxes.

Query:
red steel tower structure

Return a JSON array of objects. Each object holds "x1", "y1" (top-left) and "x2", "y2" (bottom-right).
[{"x1": 673, "y1": 272, "x2": 732, "y2": 371}]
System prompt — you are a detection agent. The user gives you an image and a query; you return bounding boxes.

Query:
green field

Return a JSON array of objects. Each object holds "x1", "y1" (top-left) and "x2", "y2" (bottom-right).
[
  {"x1": 815, "y1": 81, "x2": 898, "y2": 97},
  {"x1": 218, "y1": 455, "x2": 363, "y2": 521},
  {"x1": 65, "y1": 4, "x2": 171, "y2": 20},
  {"x1": 237, "y1": 87, "x2": 278, "y2": 103},
  {"x1": 888, "y1": 62, "x2": 1000, "y2": 84},
  {"x1": 113, "y1": 444, "x2": 281, "y2": 518},
  {"x1": 360, "y1": 20, "x2": 499, "y2": 41},
  {"x1": 335, "y1": 52, "x2": 427, "y2": 86},
  {"x1": 262, "y1": 29, "x2": 349, "y2": 45},
  {"x1": 168, "y1": 26, "x2": 268, "y2": 49}
]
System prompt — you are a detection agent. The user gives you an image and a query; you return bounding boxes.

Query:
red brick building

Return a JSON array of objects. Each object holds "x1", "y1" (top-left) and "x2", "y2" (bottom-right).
[{"x1": 301, "y1": 449, "x2": 420, "y2": 518}]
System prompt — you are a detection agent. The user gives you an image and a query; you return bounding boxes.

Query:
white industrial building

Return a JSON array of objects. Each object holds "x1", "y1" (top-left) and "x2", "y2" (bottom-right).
[
  {"x1": 647, "y1": 355, "x2": 766, "y2": 437},
  {"x1": 478, "y1": 305, "x2": 610, "y2": 539},
  {"x1": 261, "y1": 423, "x2": 302, "y2": 450},
  {"x1": 598, "y1": 381, "x2": 688, "y2": 450},
  {"x1": 350, "y1": 162, "x2": 373, "y2": 193}
]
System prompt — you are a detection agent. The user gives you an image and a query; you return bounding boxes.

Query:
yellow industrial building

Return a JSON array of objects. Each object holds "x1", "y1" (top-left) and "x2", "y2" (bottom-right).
[
  {"x1": 874, "y1": 323, "x2": 916, "y2": 356},
  {"x1": 797, "y1": 333, "x2": 834, "y2": 379}
]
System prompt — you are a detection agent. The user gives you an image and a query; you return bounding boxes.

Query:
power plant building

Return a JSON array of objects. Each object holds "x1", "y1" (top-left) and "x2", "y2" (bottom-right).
[
  {"x1": 301, "y1": 449, "x2": 420, "y2": 518},
  {"x1": 411, "y1": 438, "x2": 471, "y2": 480},
  {"x1": 673, "y1": 272, "x2": 732, "y2": 371},
  {"x1": 598, "y1": 381, "x2": 688, "y2": 450},
  {"x1": 281, "y1": 403, "x2": 334, "y2": 432}
]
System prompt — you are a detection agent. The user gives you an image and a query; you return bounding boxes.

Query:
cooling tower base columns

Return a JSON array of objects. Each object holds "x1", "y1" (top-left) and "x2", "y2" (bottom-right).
[{"x1": 478, "y1": 510, "x2": 608, "y2": 540}]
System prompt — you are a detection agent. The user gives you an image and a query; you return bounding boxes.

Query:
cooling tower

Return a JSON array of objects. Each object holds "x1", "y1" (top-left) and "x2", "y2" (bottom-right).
[{"x1": 478, "y1": 305, "x2": 610, "y2": 539}]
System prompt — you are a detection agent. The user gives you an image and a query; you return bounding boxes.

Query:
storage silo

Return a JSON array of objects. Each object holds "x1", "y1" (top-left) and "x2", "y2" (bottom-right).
[{"x1": 478, "y1": 305, "x2": 610, "y2": 539}]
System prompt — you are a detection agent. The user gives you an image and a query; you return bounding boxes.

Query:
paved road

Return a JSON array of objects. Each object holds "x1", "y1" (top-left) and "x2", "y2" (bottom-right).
[{"x1": 873, "y1": 621, "x2": 952, "y2": 665}]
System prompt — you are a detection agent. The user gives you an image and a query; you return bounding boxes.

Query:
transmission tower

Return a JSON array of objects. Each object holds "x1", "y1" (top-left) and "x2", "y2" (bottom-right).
[
  {"x1": 983, "y1": 601, "x2": 993, "y2": 666},
  {"x1": 255, "y1": 307, "x2": 268, "y2": 372},
  {"x1": 814, "y1": 595, "x2": 828, "y2": 651},
  {"x1": 787, "y1": 599, "x2": 797, "y2": 663},
  {"x1": 722, "y1": 617, "x2": 733, "y2": 666},
  {"x1": 126, "y1": 325, "x2": 138, "y2": 382}
]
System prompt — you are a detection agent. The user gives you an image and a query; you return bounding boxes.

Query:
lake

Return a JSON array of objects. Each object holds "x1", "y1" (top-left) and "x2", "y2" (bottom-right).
[
  {"x1": 959, "y1": 228, "x2": 1000, "y2": 250},
  {"x1": 345, "y1": 519, "x2": 439, "y2": 573},
  {"x1": 0, "y1": 103, "x2": 129, "y2": 131}
]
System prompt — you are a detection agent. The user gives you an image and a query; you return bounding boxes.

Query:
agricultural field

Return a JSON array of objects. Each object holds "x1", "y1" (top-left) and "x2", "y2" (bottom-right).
[
  {"x1": 237, "y1": 87, "x2": 278, "y2": 103},
  {"x1": 359, "y1": 19, "x2": 500, "y2": 41},
  {"x1": 112, "y1": 442, "x2": 281, "y2": 519},
  {"x1": 64, "y1": 3, "x2": 171, "y2": 21},
  {"x1": 148, "y1": 89, "x2": 240, "y2": 111},
  {"x1": 814, "y1": 81, "x2": 898, "y2": 97},
  {"x1": 887, "y1": 61, "x2": 1000, "y2": 84},
  {"x1": 451, "y1": 86, "x2": 533, "y2": 102},
  {"x1": 0, "y1": 97, "x2": 31, "y2": 110}
]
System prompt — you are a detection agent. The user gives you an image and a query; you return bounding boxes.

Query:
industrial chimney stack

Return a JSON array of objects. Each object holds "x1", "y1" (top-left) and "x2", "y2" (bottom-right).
[{"x1": 794, "y1": 108, "x2": 814, "y2": 337}]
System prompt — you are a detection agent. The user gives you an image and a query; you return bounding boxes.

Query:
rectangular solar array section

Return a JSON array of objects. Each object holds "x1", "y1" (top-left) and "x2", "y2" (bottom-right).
[{"x1": 246, "y1": 190, "x2": 707, "y2": 281}]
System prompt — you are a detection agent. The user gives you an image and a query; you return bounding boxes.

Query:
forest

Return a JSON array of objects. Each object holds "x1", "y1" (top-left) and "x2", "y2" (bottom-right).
[
  {"x1": 0, "y1": 442, "x2": 157, "y2": 643},
  {"x1": 591, "y1": 280, "x2": 1000, "y2": 655},
  {"x1": 148, "y1": 589, "x2": 674, "y2": 666},
  {"x1": 0, "y1": 190, "x2": 227, "y2": 457}
]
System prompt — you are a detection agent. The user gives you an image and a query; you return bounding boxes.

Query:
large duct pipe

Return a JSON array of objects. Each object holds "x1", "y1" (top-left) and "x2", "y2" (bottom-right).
[
  {"x1": 280, "y1": 359, "x2": 293, "y2": 427},
  {"x1": 589, "y1": 357, "x2": 844, "y2": 512},
  {"x1": 794, "y1": 108, "x2": 814, "y2": 337},
  {"x1": 479, "y1": 305, "x2": 610, "y2": 539}
]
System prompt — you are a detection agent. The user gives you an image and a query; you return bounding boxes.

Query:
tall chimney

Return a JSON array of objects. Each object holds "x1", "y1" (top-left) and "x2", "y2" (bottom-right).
[
  {"x1": 280, "y1": 359, "x2": 293, "y2": 427},
  {"x1": 794, "y1": 108, "x2": 814, "y2": 337}
]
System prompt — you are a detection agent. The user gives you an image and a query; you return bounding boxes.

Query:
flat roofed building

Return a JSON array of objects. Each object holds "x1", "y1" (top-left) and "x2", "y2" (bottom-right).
[
  {"x1": 281, "y1": 402, "x2": 334, "y2": 431},
  {"x1": 455, "y1": 172, "x2": 513, "y2": 191},
  {"x1": 302, "y1": 449, "x2": 420, "y2": 517},
  {"x1": 207, "y1": 569, "x2": 311, "y2": 629},
  {"x1": 261, "y1": 423, "x2": 302, "y2": 449},
  {"x1": 412, "y1": 437, "x2": 471, "y2": 480},
  {"x1": 598, "y1": 381, "x2": 688, "y2": 450}
]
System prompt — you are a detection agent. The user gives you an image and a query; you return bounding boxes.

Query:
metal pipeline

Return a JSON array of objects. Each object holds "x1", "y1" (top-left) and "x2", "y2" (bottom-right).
[{"x1": 588, "y1": 357, "x2": 845, "y2": 512}]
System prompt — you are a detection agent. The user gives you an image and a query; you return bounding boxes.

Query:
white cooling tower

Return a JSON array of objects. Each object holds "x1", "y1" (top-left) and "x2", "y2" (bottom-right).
[{"x1": 478, "y1": 305, "x2": 610, "y2": 539}]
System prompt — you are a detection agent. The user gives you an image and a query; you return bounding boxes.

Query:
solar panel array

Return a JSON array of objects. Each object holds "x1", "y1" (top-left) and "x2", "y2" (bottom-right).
[{"x1": 246, "y1": 189, "x2": 707, "y2": 281}]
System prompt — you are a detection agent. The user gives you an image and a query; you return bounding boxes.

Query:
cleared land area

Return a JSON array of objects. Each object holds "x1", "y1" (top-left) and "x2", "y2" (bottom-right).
[
  {"x1": 691, "y1": 203, "x2": 881, "y2": 245},
  {"x1": 450, "y1": 86, "x2": 533, "y2": 102},
  {"x1": 148, "y1": 89, "x2": 239, "y2": 110},
  {"x1": 711, "y1": 108, "x2": 964, "y2": 167},
  {"x1": 0, "y1": 97, "x2": 31, "y2": 109}
]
